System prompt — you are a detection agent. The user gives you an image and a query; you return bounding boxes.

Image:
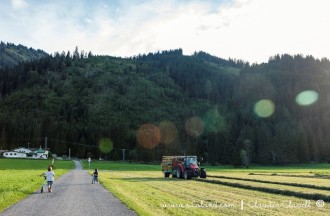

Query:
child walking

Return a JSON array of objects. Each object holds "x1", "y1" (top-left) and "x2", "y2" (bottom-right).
[{"x1": 41, "y1": 166, "x2": 55, "y2": 192}]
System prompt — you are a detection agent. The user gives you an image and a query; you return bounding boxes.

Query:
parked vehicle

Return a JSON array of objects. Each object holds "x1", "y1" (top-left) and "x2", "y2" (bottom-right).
[{"x1": 161, "y1": 155, "x2": 206, "y2": 179}]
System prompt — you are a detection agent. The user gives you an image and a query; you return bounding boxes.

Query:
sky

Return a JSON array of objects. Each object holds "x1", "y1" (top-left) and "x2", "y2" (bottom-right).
[{"x1": 1, "y1": 0, "x2": 329, "y2": 63}]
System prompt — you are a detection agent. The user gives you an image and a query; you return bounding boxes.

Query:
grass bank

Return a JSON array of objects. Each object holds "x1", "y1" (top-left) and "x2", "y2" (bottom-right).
[{"x1": 0, "y1": 158, "x2": 74, "y2": 212}]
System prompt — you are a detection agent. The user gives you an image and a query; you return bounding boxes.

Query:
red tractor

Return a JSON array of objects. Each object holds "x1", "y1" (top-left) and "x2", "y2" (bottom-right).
[{"x1": 161, "y1": 155, "x2": 206, "y2": 179}]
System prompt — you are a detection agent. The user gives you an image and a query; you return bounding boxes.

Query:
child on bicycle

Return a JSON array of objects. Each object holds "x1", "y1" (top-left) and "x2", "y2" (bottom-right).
[{"x1": 92, "y1": 169, "x2": 98, "y2": 184}]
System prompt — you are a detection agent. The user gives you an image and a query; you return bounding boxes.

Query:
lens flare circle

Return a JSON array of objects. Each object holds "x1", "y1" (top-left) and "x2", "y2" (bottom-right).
[
  {"x1": 137, "y1": 124, "x2": 161, "y2": 149},
  {"x1": 254, "y1": 99, "x2": 275, "y2": 118},
  {"x1": 295, "y1": 90, "x2": 318, "y2": 106},
  {"x1": 159, "y1": 121, "x2": 178, "y2": 145},
  {"x1": 185, "y1": 117, "x2": 205, "y2": 137},
  {"x1": 204, "y1": 108, "x2": 226, "y2": 133},
  {"x1": 99, "y1": 138, "x2": 113, "y2": 153}
]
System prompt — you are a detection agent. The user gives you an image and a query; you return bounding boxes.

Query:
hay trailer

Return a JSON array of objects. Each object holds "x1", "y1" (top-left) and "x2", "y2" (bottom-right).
[{"x1": 161, "y1": 155, "x2": 206, "y2": 179}]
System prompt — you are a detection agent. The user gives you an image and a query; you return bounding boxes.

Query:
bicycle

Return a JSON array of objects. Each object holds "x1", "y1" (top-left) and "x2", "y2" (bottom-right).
[{"x1": 40, "y1": 175, "x2": 47, "y2": 193}]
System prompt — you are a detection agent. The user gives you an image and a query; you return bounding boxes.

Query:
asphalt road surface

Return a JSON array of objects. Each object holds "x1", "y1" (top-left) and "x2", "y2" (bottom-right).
[{"x1": 1, "y1": 161, "x2": 136, "y2": 216}]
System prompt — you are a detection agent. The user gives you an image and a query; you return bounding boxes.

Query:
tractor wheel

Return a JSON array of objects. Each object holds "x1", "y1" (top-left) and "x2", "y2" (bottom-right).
[
  {"x1": 177, "y1": 167, "x2": 182, "y2": 179},
  {"x1": 164, "y1": 172, "x2": 170, "y2": 178},
  {"x1": 184, "y1": 170, "x2": 191, "y2": 179},
  {"x1": 200, "y1": 168, "x2": 206, "y2": 178}
]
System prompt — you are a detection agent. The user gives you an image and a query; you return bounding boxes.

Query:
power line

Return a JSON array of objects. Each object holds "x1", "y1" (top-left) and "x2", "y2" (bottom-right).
[{"x1": 0, "y1": 137, "x2": 140, "y2": 152}]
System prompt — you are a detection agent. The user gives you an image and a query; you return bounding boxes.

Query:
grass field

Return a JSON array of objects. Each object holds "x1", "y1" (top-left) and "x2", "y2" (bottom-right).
[
  {"x1": 0, "y1": 158, "x2": 74, "y2": 212},
  {"x1": 83, "y1": 160, "x2": 330, "y2": 216},
  {"x1": 1, "y1": 159, "x2": 329, "y2": 215}
]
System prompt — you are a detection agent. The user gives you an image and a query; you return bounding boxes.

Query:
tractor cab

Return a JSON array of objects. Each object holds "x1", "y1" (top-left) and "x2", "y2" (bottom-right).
[{"x1": 184, "y1": 157, "x2": 198, "y2": 169}]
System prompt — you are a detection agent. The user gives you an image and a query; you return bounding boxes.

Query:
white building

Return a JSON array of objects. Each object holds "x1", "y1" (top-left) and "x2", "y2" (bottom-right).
[
  {"x1": 12, "y1": 147, "x2": 33, "y2": 154},
  {"x1": 35, "y1": 147, "x2": 49, "y2": 159},
  {"x1": 3, "y1": 147, "x2": 49, "y2": 159},
  {"x1": 3, "y1": 151, "x2": 26, "y2": 158}
]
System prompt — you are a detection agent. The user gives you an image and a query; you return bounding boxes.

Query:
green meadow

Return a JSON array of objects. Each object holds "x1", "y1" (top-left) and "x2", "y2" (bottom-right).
[
  {"x1": 82, "y1": 160, "x2": 330, "y2": 173},
  {"x1": 0, "y1": 158, "x2": 74, "y2": 212},
  {"x1": 83, "y1": 160, "x2": 330, "y2": 216},
  {"x1": 81, "y1": 160, "x2": 160, "y2": 171}
]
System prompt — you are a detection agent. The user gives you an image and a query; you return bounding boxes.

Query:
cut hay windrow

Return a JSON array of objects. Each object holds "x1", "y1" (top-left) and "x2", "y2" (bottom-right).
[
  {"x1": 196, "y1": 178, "x2": 330, "y2": 202},
  {"x1": 207, "y1": 175, "x2": 330, "y2": 191},
  {"x1": 249, "y1": 173, "x2": 330, "y2": 179}
]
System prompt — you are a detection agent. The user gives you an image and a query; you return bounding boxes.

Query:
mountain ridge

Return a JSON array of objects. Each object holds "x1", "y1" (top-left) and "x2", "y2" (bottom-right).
[
  {"x1": 0, "y1": 42, "x2": 330, "y2": 165},
  {"x1": 0, "y1": 42, "x2": 48, "y2": 69}
]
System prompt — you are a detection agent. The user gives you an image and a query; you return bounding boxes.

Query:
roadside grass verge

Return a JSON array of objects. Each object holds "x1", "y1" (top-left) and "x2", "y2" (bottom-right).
[
  {"x1": 0, "y1": 159, "x2": 74, "y2": 212},
  {"x1": 100, "y1": 170, "x2": 330, "y2": 216}
]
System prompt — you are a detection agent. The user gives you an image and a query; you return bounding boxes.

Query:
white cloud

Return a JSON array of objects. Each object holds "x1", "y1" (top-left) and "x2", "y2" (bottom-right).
[
  {"x1": 11, "y1": 0, "x2": 28, "y2": 10},
  {"x1": 1, "y1": 0, "x2": 330, "y2": 63}
]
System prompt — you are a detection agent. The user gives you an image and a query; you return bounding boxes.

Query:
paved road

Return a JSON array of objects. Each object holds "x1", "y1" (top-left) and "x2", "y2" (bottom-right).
[{"x1": 1, "y1": 161, "x2": 136, "y2": 216}]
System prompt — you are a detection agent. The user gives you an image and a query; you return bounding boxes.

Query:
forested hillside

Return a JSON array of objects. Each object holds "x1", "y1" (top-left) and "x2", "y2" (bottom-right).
[
  {"x1": 0, "y1": 42, "x2": 48, "y2": 69},
  {"x1": 0, "y1": 44, "x2": 330, "y2": 165}
]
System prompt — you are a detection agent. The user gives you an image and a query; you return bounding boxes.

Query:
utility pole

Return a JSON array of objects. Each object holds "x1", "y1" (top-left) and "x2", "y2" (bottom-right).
[
  {"x1": 44, "y1": 137, "x2": 47, "y2": 149},
  {"x1": 28, "y1": 142, "x2": 29, "y2": 149},
  {"x1": 69, "y1": 148, "x2": 71, "y2": 160},
  {"x1": 122, "y1": 149, "x2": 126, "y2": 161}
]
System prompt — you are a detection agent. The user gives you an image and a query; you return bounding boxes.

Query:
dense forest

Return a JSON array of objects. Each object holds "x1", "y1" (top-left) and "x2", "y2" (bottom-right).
[{"x1": 1, "y1": 43, "x2": 330, "y2": 165}]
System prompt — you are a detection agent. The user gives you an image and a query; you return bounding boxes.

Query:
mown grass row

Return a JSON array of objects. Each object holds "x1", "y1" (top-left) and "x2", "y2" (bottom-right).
[
  {"x1": 196, "y1": 178, "x2": 330, "y2": 202},
  {"x1": 205, "y1": 163, "x2": 330, "y2": 174},
  {"x1": 210, "y1": 172, "x2": 330, "y2": 187},
  {"x1": 208, "y1": 177, "x2": 330, "y2": 197},
  {"x1": 208, "y1": 175, "x2": 330, "y2": 191},
  {"x1": 249, "y1": 173, "x2": 330, "y2": 179}
]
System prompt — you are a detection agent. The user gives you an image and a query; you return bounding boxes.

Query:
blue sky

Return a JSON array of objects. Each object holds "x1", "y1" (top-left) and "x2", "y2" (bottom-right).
[{"x1": 1, "y1": 0, "x2": 329, "y2": 63}]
